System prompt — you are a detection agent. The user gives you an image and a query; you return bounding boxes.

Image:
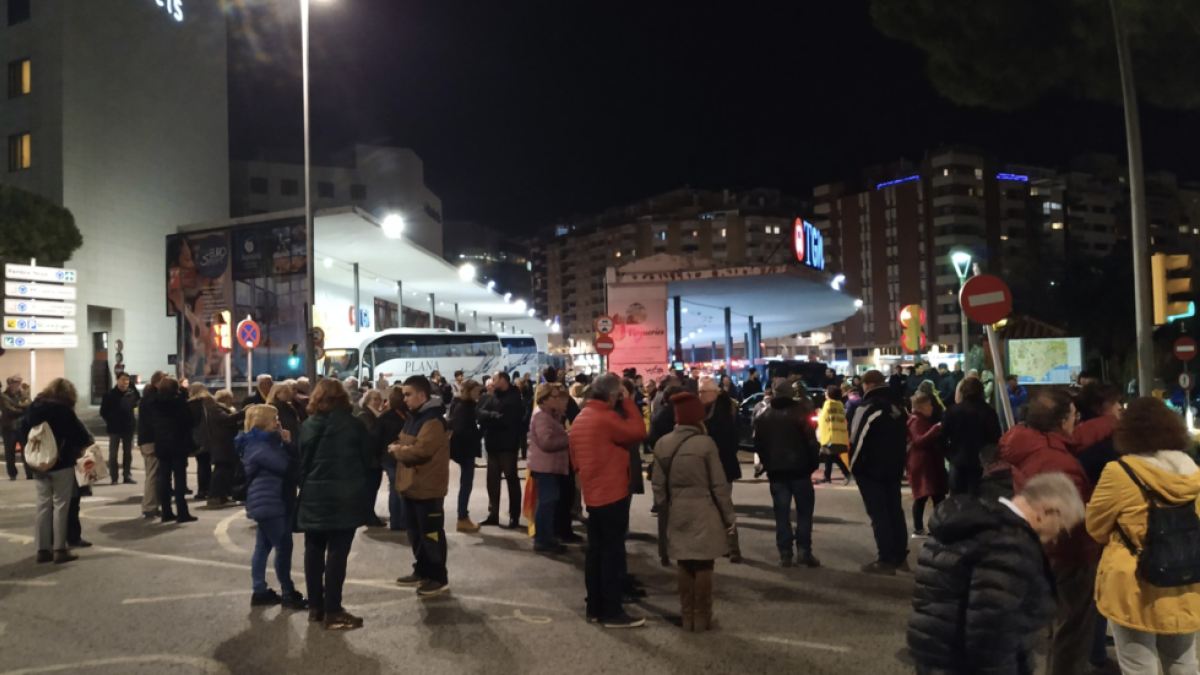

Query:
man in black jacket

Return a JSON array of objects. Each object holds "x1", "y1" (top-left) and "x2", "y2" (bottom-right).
[
  {"x1": 908, "y1": 473, "x2": 1084, "y2": 675},
  {"x1": 942, "y1": 377, "x2": 1002, "y2": 497},
  {"x1": 100, "y1": 372, "x2": 140, "y2": 485},
  {"x1": 477, "y1": 371, "x2": 525, "y2": 528},
  {"x1": 849, "y1": 369, "x2": 910, "y2": 575},
  {"x1": 755, "y1": 379, "x2": 821, "y2": 568},
  {"x1": 136, "y1": 371, "x2": 165, "y2": 519},
  {"x1": 741, "y1": 368, "x2": 763, "y2": 399}
]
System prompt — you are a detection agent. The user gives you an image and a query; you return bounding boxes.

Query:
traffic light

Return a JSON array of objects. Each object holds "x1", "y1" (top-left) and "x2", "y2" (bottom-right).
[
  {"x1": 212, "y1": 311, "x2": 231, "y2": 353},
  {"x1": 899, "y1": 304, "x2": 926, "y2": 354},
  {"x1": 1152, "y1": 253, "x2": 1193, "y2": 325},
  {"x1": 287, "y1": 343, "x2": 300, "y2": 370}
]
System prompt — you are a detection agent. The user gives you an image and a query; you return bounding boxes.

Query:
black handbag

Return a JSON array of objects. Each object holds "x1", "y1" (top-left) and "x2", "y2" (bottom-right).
[{"x1": 1114, "y1": 459, "x2": 1200, "y2": 588}]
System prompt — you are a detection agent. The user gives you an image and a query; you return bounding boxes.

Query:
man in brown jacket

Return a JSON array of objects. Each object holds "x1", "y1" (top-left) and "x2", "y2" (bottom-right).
[{"x1": 390, "y1": 375, "x2": 451, "y2": 597}]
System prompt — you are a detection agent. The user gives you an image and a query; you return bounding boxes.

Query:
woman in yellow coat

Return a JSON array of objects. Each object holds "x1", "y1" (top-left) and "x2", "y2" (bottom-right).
[
  {"x1": 1086, "y1": 397, "x2": 1200, "y2": 674},
  {"x1": 817, "y1": 386, "x2": 851, "y2": 484}
]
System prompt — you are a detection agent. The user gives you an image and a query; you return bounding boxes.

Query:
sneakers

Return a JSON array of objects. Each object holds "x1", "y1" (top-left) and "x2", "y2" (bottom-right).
[
  {"x1": 396, "y1": 574, "x2": 424, "y2": 587},
  {"x1": 36, "y1": 550, "x2": 52, "y2": 564},
  {"x1": 323, "y1": 611, "x2": 364, "y2": 630},
  {"x1": 53, "y1": 550, "x2": 78, "y2": 564},
  {"x1": 280, "y1": 590, "x2": 308, "y2": 610},
  {"x1": 601, "y1": 612, "x2": 646, "y2": 629},
  {"x1": 799, "y1": 551, "x2": 821, "y2": 568},
  {"x1": 780, "y1": 554, "x2": 794, "y2": 568},
  {"x1": 417, "y1": 580, "x2": 450, "y2": 597},
  {"x1": 251, "y1": 589, "x2": 282, "y2": 606},
  {"x1": 861, "y1": 560, "x2": 898, "y2": 576},
  {"x1": 456, "y1": 519, "x2": 481, "y2": 533}
]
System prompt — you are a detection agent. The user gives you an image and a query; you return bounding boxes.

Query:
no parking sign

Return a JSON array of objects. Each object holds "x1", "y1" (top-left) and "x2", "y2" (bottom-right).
[{"x1": 236, "y1": 318, "x2": 261, "y2": 351}]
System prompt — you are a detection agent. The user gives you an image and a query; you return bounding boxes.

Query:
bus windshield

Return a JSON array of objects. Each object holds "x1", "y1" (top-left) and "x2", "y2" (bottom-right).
[
  {"x1": 500, "y1": 336, "x2": 538, "y2": 354},
  {"x1": 320, "y1": 348, "x2": 360, "y2": 380}
]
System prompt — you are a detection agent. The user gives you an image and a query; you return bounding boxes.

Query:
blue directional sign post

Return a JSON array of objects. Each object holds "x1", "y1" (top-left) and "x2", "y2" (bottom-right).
[{"x1": 3, "y1": 261, "x2": 79, "y2": 390}]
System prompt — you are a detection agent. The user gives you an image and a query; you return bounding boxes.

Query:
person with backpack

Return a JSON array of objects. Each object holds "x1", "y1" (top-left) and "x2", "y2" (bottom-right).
[
  {"x1": 19, "y1": 378, "x2": 92, "y2": 563},
  {"x1": 1086, "y1": 397, "x2": 1200, "y2": 674}
]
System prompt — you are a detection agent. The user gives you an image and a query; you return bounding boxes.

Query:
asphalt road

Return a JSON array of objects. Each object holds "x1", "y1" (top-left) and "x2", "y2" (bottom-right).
[{"x1": 0, "y1": 453, "x2": 922, "y2": 675}]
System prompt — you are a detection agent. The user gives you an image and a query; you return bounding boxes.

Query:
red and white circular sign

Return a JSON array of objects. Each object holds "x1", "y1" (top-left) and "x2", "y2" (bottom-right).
[
  {"x1": 959, "y1": 274, "x2": 1013, "y2": 325},
  {"x1": 595, "y1": 336, "x2": 616, "y2": 356},
  {"x1": 594, "y1": 315, "x2": 615, "y2": 335},
  {"x1": 1174, "y1": 337, "x2": 1197, "y2": 362}
]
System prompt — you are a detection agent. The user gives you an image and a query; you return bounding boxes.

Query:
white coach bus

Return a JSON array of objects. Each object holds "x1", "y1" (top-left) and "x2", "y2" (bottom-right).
[{"x1": 320, "y1": 329, "x2": 507, "y2": 384}]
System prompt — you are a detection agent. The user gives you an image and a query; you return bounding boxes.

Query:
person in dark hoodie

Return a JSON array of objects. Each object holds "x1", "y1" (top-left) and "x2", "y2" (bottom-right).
[
  {"x1": 152, "y1": 376, "x2": 198, "y2": 524},
  {"x1": 907, "y1": 473, "x2": 1084, "y2": 675},
  {"x1": 754, "y1": 379, "x2": 821, "y2": 568},
  {"x1": 848, "y1": 370, "x2": 910, "y2": 575},
  {"x1": 137, "y1": 371, "x2": 165, "y2": 519},
  {"x1": 941, "y1": 376, "x2": 1002, "y2": 497},
  {"x1": 447, "y1": 380, "x2": 482, "y2": 533},
  {"x1": 376, "y1": 386, "x2": 409, "y2": 531},
  {"x1": 477, "y1": 371, "x2": 526, "y2": 529},
  {"x1": 699, "y1": 376, "x2": 742, "y2": 563},
  {"x1": 239, "y1": 404, "x2": 306, "y2": 609},
  {"x1": 99, "y1": 372, "x2": 139, "y2": 485},
  {"x1": 20, "y1": 378, "x2": 92, "y2": 564}
]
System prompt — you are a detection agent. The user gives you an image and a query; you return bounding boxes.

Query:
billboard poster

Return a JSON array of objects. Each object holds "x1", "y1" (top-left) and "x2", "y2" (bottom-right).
[
  {"x1": 166, "y1": 231, "x2": 233, "y2": 383},
  {"x1": 606, "y1": 282, "x2": 668, "y2": 377},
  {"x1": 232, "y1": 218, "x2": 307, "y2": 280}
]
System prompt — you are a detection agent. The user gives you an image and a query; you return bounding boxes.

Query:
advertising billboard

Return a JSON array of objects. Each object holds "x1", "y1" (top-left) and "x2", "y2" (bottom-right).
[
  {"x1": 1007, "y1": 337, "x2": 1084, "y2": 386},
  {"x1": 605, "y1": 282, "x2": 668, "y2": 379}
]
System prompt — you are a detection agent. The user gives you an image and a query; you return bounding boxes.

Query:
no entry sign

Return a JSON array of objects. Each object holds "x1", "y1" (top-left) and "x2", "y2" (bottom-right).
[
  {"x1": 236, "y1": 319, "x2": 262, "y2": 351},
  {"x1": 959, "y1": 274, "x2": 1013, "y2": 325},
  {"x1": 595, "y1": 336, "x2": 616, "y2": 356},
  {"x1": 1175, "y1": 337, "x2": 1197, "y2": 362}
]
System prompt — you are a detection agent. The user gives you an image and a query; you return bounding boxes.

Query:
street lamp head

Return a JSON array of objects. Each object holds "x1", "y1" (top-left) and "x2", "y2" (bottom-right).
[
  {"x1": 854, "y1": 298, "x2": 864, "y2": 308},
  {"x1": 504, "y1": 292, "x2": 512, "y2": 303},
  {"x1": 382, "y1": 214, "x2": 405, "y2": 239},
  {"x1": 323, "y1": 257, "x2": 333, "y2": 269},
  {"x1": 831, "y1": 273, "x2": 846, "y2": 291},
  {"x1": 514, "y1": 299, "x2": 527, "y2": 312},
  {"x1": 487, "y1": 280, "x2": 496, "y2": 290},
  {"x1": 951, "y1": 250, "x2": 973, "y2": 280},
  {"x1": 527, "y1": 308, "x2": 536, "y2": 317},
  {"x1": 458, "y1": 263, "x2": 475, "y2": 282}
]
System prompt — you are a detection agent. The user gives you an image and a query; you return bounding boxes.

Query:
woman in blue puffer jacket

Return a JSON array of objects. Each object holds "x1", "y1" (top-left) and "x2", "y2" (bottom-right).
[{"x1": 239, "y1": 404, "x2": 307, "y2": 609}]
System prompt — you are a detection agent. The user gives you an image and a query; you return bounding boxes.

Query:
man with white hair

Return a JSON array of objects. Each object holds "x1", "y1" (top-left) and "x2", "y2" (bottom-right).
[
  {"x1": 908, "y1": 472, "x2": 1085, "y2": 675},
  {"x1": 243, "y1": 374, "x2": 273, "y2": 408}
]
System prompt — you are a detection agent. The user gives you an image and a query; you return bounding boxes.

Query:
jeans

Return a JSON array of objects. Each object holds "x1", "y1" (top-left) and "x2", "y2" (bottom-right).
[
  {"x1": 107, "y1": 432, "x2": 133, "y2": 481},
  {"x1": 210, "y1": 461, "x2": 234, "y2": 501},
  {"x1": 33, "y1": 467, "x2": 73, "y2": 551},
  {"x1": 769, "y1": 476, "x2": 815, "y2": 555},
  {"x1": 139, "y1": 444, "x2": 159, "y2": 513},
  {"x1": 585, "y1": 499, "x2": 629, "y2": 620},
  {"x1": 403, "y1": 497, "x2": 448, "y2": 584},
  {"x1": 455, "y1": 458, "x2": 475, "y2": 521},
  {"x1": 1111, "y1": 624, "x2": 1199, "y2": 675},
  {"x1": 856, "y1": 477, "x2": 908, "y2": 565},
  {"x1": 157, "y1": 454, "x2": 191, "y2": 519},
  {"x1": 304, "y1": 529, "x2": 355, "y2": 613},
  {"x1": 1048, "y1": 563, "x2": 1100, "y2": 675},
  {"x1": 948, "y1": 463, "x2": 982, "y2": 497},
  {"x1": 4, "y1": 427, "x2": 22, "y2": 479},
  {"x1": 912, "y1": 495, "x2": 944, "y2": 533},
  {"x1": 382, "y1": 462, "x2": 406, "y2": 529},
  {"x1": 195, "y1": 452, "x2": 211, "y2": 495},
  {"x1": 531, "y1": 471, "x2": 564, "y2": 547},
  {"x1": 251, "y1": 516, "x2": 295, "y2": 595},
  {"x1": 487, "y1": 450, "x2": 520, "y2": 522}
]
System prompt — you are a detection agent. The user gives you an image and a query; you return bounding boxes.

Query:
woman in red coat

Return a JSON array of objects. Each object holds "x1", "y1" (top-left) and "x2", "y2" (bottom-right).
[{"x1": 907, "y1": 392, "x2": 948, "y2": 537}]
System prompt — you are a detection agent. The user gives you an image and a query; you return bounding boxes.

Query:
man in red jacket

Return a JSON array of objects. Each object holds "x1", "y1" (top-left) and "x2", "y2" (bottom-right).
[
  {"x1": 568, "y1": 373, "x2": 647, "y2": 629},
  {"x1": 999, "y1": 388, "x2": 1099, "y2": 675}
]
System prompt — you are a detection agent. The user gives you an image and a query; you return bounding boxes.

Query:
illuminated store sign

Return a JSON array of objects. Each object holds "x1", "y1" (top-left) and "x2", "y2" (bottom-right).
[
  {"x1": 793, "y1": 219, "x2": 825, "y2": 271},
  {"x1": 153, "y1": 0, "x2": 184, "y2": 22}
]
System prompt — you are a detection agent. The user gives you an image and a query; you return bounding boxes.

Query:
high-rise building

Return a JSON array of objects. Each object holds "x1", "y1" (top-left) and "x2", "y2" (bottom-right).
[
  {"x1": 528, "y1": 187, "x2": 801, "y2": 345},
  {"x1": 231, "y1": 144, "x2": 444, "y2": 256},
  {"x1": 1, "y1": 0, "x2": 229, "y2": 402}
]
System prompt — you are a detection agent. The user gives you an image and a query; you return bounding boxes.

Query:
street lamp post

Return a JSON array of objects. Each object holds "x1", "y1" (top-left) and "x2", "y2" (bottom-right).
[
  {"x1": 301, "y1": 0, "x2": 317, "y2": 383},
  {"x1": 951, "y1": 249, "x2": 973, "y2": 360}
]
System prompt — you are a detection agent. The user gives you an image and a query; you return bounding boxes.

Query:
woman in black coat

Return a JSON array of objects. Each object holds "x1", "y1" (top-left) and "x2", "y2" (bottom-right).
[
  {"x1": 356, "y1": 389, "x2": 385, "y2": 527},
  {"x1": 448, "y1": 380, "x2": 482, "y2": 531},
  {"x1": 152, "y1": 377, "x2": 198, "y2": 523},
  {"x1": 269, "y1": 383, "x2": 302, "y2": 443},
  {"x1": 376, "y1": 386, "x2": 408, "y2": 531},
  {"x1": 191, "y1": 387, "x2": 239, "y2": 506}
]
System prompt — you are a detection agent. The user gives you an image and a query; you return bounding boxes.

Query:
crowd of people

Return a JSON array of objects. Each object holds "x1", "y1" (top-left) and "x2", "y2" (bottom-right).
[{"x1": 6, "y1": 360, "x2": 1200, "y2": 672}]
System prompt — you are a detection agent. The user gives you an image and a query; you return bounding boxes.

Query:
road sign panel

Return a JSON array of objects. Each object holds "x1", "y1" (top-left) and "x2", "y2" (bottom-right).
[
  {"x1": 1181, "y1": 373, "x2": 1193, "y2": 390},
  {"x1": 4, "y1": 316, "x2": 76, "y2": 333},
  {"x1": 1175, "y1": 337, "x2": 1197, "y2": 362},
  {"x1": 4, "y1": 282, "x2": 76, "y2": 301},
  {"x1": 236, "y1": 319, "x2": 262, "y2": 350},
  {"x1": 595, "y1": 336, "x2": 616, "y2": 356},
  {"x1": 5, "y1": 264, "x2": 77, "y2": 284},
  {"x1": 595, "y1": 316, "x2": 615, "y2": 335},
  {"x1": 4, "y1": 299, "x2": 76, "y2": 317},
  {"x1": 959, "y1": 274, "x2": 1013, "y2": 325},
  {"x1": 1, "y1": 334, "x2": 78, "y2": 349}
]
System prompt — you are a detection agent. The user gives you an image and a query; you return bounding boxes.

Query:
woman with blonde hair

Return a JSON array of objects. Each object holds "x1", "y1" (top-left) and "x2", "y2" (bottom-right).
[
  {"x1": 267, "y1": 382, "x2": 301, "y2": 444},
  {"x1": 297, "y1": 378, "x2": 374, "y2": 630},
  {"x1": 20, "y1": 378, "x2": 91, "y2": 564}
]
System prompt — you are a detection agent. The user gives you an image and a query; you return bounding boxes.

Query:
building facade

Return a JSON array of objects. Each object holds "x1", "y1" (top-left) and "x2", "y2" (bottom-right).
[
  {"x1": 442, "y1": 220, "x2": 532, "y2": 302},
  {"x1": 231, "y1": 144, "x2": 444, "y2": 256},
  {"x1": 528, "y1": 187, "x2": 801, "y2": 346},
  {"x1": 1, "y1": 0, "x2": 229, "y2": 402}
]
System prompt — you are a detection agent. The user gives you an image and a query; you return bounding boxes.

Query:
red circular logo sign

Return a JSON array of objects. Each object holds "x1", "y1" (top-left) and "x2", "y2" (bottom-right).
[
  {"x1": 595, "y1": 336, "x2": 616, "y2": 356},
  {"x1": 1175, "y1": 337, "x2": 1197, "y2": 362},
  {"x1": 959, "y1": 275, "x2": 1013, "y2": 325},
  {"x1": 793, "y1": 219, "x2": 805, "y2": 263}
]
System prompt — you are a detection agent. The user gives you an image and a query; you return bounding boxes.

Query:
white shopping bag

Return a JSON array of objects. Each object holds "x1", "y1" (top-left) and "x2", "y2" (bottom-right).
[{"x1": 75, "y1": 444, "x2": 108, "y2": 487}]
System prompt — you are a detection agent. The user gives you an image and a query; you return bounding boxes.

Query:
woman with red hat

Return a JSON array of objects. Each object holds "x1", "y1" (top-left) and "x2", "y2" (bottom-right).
[{"x1": 651, "y1": 392, "x2": 737, "y2": 632}]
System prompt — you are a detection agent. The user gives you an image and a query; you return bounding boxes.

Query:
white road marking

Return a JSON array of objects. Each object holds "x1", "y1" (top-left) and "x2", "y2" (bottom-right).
[
  {"x1": 0, "y1": 531, "x2": 33, "y2": 545},
  {"x1": 0, "y1": 655, "x2": 231, "y2": 675},
  {"x1": 0, "y1": 580, "x2": 57, "y2": 587},
  {"x1": 751, "y1": 636, "x2": 851, "y2": 653},
  {"x1": 213, "y1": 511, "x2": 246, "y2": 554},
  {"x1": 123, "y1": 590, "x2": 250, "y2": 605}
]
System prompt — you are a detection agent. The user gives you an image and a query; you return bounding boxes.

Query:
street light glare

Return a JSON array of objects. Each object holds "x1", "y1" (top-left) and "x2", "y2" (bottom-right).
[
  {"x1": 504, "y1": 292, "x2": 512, "y2": 303},
  {"x1": 951, "y1": 251, "x2": 972, "y2": 266},
  {"x1": 458, "y1": 263, "x2": 475, "y2": 281},
  {"x1": 487, "y1": 280, "x2": 496, "y2": 290},
  {"x1": 382, "y1": 214, "x2": 405, "y2": 239},
  {"x1": 322, "y1": 257, "x2": 333, "y2": 268},
  {"x1": 514, "y1": 299, "x2": 527, "y2": 312},
  {"x1": 854, "y1": 299, "x2": 864, "y2": 308},
  {"x1": 831, "y1": 273, "x2": 846, "y2": 291}
]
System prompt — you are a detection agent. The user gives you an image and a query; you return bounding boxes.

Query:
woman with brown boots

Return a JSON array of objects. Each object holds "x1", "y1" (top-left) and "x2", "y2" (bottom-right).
[{"x1": 651, "y1": 392, "x2": 737, "y2": 632}]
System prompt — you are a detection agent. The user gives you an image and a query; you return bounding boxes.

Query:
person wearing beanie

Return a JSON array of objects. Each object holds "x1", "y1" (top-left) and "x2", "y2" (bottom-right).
[
  {"x1": 651, "y1": 392, "x2": 736, "y2": 632},
  {"x1": 754, "y1": 378, "x2": 822, "y2": 568}
]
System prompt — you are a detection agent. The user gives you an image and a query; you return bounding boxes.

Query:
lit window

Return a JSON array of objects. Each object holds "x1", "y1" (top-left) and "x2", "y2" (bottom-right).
[
  {"x1": 764, "y1": 225, "x2": 770, "y2": 234},
  {"x1": 1051, "y1": 222, "x2": 1064, "y2": 230},
  {"x1": 7, "y1": 132, "x2": 30, "y2": 171},
  {"x1": 720, "y1": 228, "x2": 726, "y2": 238},
  {"x1": 615, "y1": 252, "x2": 621, "y2": 258},
  {"x1": 7, "y1": 58, "x2": 30, "y2": 98},
  {"x1": 975, "y1": 168, "x2": 983, "y2": 180},
  {"x1": 773, "y1": 226, "x2": 781, "y2": 234},
  {"x1": 943, "y1": 168, "x2": 949, "y2": 176},
  {"x1": 1031, "y1": 187, "x2": 1040, "y2": 196},
  {"x1": 1000, "y1": 235, "x2": 1009, "y2": 241},
  {"x1": 1180, "y1": 225, "x2": 1189, "y2": 234}
]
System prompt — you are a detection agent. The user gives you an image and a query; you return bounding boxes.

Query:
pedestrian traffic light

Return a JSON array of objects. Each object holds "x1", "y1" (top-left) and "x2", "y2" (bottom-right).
[
  {"x1": 899, "y1": 304, "x2": 926, "y2": 354},
  {"x1": 1152, "y1": 253, "x2": 1193, "y2": 325},
  {"x1": 211, "y1": 311, "x2": 231, "y2": 353},
  {"x1": 287, "y1": 343, "x2": 300, "y2": 370}
]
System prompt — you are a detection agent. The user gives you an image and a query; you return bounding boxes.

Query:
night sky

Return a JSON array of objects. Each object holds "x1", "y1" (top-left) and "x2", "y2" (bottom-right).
[{"x1": 228, "y1": 0, "x2": 1200, "y2": 235}]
